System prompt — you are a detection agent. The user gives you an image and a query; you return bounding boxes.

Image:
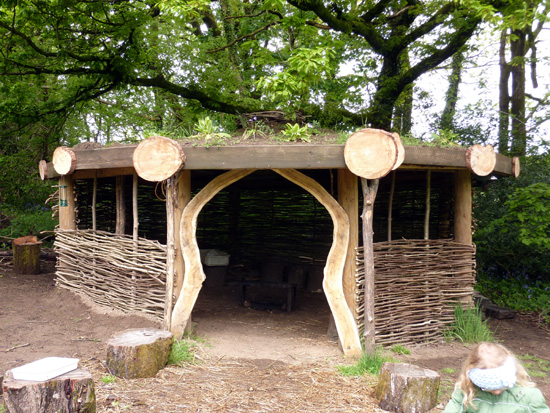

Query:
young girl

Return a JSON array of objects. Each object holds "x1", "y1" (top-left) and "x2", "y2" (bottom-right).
[{"x1": 443, "y1": 342, "x2": 550, "y2": 412}]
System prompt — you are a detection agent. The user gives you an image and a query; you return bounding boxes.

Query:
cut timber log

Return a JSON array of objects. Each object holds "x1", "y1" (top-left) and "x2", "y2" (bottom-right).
[
  {"x1": 375, "y1": 362, "x2": 440, "y2": 413},
  {"x1": 38, "y1": 160, "x2": 48, "y2": 180},
  {"x1": 106, "y1": 328, "x2": 173, "y2": 378},
  {"x1": 52, "y1": 146, "x2": 77, "y2": 175},
  {"x1": 465, "y1": 144, "x2": 496, "y2": 176},
  {"x1": 344, "y1": 129, "x2": 399, "y2": 179},
  {"x1": 12, "y1": 236, "x2": 42, "y2": 275},
  {"x1": 132, "y1": 135, "x2": 186, "y2": 182},
  {"x1": 512, "y1": 156, "x2": 521, "y2": 178},
  {"x1": 2, "y1": 368, "x2": 95, "y2": 413},
  {"x1": 391, "y1": 132, "x2": 405, "y2": 170}
]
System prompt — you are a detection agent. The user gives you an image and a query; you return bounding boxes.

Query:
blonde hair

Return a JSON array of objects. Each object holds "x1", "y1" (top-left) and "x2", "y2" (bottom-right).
[{"x1": 455, "y1": 342, "x2": 534, "y2": 408}]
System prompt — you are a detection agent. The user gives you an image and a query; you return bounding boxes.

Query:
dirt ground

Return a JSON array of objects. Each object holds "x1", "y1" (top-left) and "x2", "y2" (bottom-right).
[{"x1": 1, "y1": 259, "x2": 549, "y2": 412}]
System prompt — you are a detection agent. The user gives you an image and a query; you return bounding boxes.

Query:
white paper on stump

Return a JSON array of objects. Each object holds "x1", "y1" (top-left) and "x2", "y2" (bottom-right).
[{"x1": 10, "y1": 357, "x2": 79, "y2": 381}]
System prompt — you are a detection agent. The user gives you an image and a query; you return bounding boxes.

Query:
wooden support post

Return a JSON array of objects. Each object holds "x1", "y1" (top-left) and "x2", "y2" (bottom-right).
[
  {"x1": 58, "y1": 175, "x2": 76, "y2": 230},
  {"x1": 92, "y1": 172, "x2": 97, "y2": 232},
  {"x1": 175, "y1": 170, "x2": 191, "y2": 298},
  {"x1": 115, "y1": 175, "x2": 126, "y2": 235},
  {"x1": 164, "y1": 173, "x2": 179, "y2": 330},
  {"x1": 388, "y1": 171, "x2": 396, "y2": 242},
  {"x1": 424, "y1": 170, "x2": 431, "y2": 240},
  {"x1": 361, "y1": 177, "x2": 379, "y2": 355},
  {"x1": 337, "y1": 169, "x2": 358, "y2": 319},
  {"x1": 454, "y1": 170, "x2": 472, "y2": 245},
  {"x1": 132, "y1": 173, "x2": 139, "y2": 241}
]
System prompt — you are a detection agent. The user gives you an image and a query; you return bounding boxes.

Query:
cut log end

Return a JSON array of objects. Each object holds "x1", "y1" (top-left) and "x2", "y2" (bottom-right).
[
  {"x1": 133, "y1": 135, "x2": 186, "y2": 182},
  {"x1": 375, "y1": 362, "x2": 440, "y2": 413},
  {"x1": 106, "y1": 328, "x2": 173, "y2": 378},
  {"x1": 465, "y1": 144, "x2": 496, "y2": 176},
  {"x1": 512, "y1": 156, "x2": 521, "y2": 178},
  {"x1": 38, "y1": 160, "x2": 48, "y2": 180},
  {"x1": 344, "y1": 128, "x2": 398, "y2": 179},
  {"x1": 52, "y1": 146, "x2": 77, "y2": 175}
]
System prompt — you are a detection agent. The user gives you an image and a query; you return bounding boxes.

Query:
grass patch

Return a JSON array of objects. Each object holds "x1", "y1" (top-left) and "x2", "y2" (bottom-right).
[
  {"x1": 441, "y1": 367, "x2": 456, "y2": 375},
  {"x1": 519, "y1": 354, "x2": 550, "y2": 379},
  {"x1": 444, "y1": 303, "x2": 493, "y2": 343},
  {"x1": 168, "y1": 336, "x2": 201, "y2": 366},
  {"x1": 100, "y1": 374, "x2": 117, "y2": 384},
  {"x1": 337, "y1": 348, "x2": 395, "y2": 377},
  {"x1": 390, "y1": 344, "x2": 411, "y2": 355}
]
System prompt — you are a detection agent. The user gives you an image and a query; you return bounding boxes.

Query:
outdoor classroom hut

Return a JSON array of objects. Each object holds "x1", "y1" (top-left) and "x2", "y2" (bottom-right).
[{"x1": 40, "y1": 128, "x2": 519, "y2": 357}]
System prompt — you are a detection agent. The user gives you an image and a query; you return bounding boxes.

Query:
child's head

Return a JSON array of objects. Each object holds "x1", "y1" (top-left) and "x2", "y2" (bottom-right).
[{"x1": 456, "y1": 342, "x2": 534, "y2": 407}]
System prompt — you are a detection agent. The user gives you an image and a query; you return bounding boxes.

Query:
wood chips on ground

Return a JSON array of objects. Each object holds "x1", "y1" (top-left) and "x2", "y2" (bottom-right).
[{"x1": 84, "y1": 350, "x2": 384, "y2": 412}]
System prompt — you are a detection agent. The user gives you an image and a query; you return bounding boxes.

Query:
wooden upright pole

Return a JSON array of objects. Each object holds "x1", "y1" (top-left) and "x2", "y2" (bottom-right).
[
  {"x1": 361, "y1": 177, "x2": 379, "y2": 355},
  {"x1": 337, "y1": 169, "x2": 358, "y2": 318},
  {"x1": 58, "y1": 175, "x2": 76, "y2": 230},
  {"x1": 454, "y1": 170, "x2": 472, "y2": 245},
  {"x1": 115, "y1": 175, "x2": 126, "y2": 235},
  {"x1": 175, "y1": 170, "x2": 191, "y2": 298}
]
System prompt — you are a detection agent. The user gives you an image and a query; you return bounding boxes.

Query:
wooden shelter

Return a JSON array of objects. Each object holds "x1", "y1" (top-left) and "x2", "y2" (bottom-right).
[{"x1": 41, "y1": 130, "x2": 519, "y2": 356}]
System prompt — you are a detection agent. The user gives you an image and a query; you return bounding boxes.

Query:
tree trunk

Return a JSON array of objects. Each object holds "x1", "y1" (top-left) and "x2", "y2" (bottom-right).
[
  {"x1": 440, "y1": 50, "x2": 465, "y2": 131},
  {"x1": 498, "y1": 29, "x2": 511, "y2": 154},
  {"x1": 3, "y1": 369, "x2": 95, "y2": 413},
  {"x1": 510, "y1": 28, "x2": 527, "y2": 157}
]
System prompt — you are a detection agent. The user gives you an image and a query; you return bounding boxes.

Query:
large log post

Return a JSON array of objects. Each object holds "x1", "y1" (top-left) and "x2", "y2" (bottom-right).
[
  {"x1": 175, "y1": 170, "x2": 191, "y2": 298},
  {"x1": 337, "y1": 169, "x2": 359, "y2": 319},
  {"x1": 454, "y1": 170, "x2": 472, "y2": 245},
  {"x1": 58, "y1": 175, "x2": 76, "y2": 230},
  {"x1": 12, "y1": 236, "x2": 42, "y2": 275},
  {"x1": 3, "y1": 369, "x2": 96, "y2": 413},
  {"x1": 115, "y1": 175, "x2": 126, "y2": 235},
  {"x1": 275, "y1": 169, "x2": 362, "y2": 357}
]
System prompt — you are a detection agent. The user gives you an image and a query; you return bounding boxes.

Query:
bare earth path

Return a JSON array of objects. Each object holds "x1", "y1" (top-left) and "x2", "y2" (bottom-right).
[{"x1": 1, "y1": 261, "x2": 549, "y2": 412}]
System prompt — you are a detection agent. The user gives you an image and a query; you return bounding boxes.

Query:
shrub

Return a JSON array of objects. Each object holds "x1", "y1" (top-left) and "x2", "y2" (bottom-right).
[{"x1": 444, "y1": 303, "x2": 493, "y2": 343}]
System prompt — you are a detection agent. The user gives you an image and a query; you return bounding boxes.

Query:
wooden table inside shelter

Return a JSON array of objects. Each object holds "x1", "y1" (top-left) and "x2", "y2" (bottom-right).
[{"x1": 230, "y1": 281, "x2": 298, "y2": 312}]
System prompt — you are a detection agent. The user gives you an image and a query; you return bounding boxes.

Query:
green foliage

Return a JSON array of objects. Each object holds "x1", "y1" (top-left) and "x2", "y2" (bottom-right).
[
  {"x1": 476, "y1": 274, "x2": 550, "y2": 314},
  {"x1": 444, "y1": 303, "x2": 493, "y2": 343},
  {"x1": 400, "y1": 130, "x2": 461, "y2": 148},
  {"x1": 390, "y1": 344, "x2": 411, "y2": 355},
  {"x1": 0, "y1": 209, "x2": 56, "y2": 249},
  {"x1": 278, "y1": 123, "x2": 311, "y2": 142},
  {"x1": 474, "y1": 155, "x2": 550, "y2": 282},
  {"x1": 100, "y1": 374, "x2": 117, "y2": 384},
  {"x1": 190, "y1": 117, "x2": 232, "y2": 147},
  {"x1": 337, "y1": 348, "x2": 396, "y2": 377},
  {"x1": 167, "y1": 337, "x2": 200, "y2": 366},
  {"x1": 441, "y1": 367, "x2": 456, "y2": 375},
  {"x1": 242, "y1": 119, "x2": 273, "y2": 140}
]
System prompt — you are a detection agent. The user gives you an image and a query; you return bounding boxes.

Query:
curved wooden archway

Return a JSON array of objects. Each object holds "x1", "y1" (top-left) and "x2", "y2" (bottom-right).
[{"x1": 170, "y1": 168, "x2": 362, "y2": 357}]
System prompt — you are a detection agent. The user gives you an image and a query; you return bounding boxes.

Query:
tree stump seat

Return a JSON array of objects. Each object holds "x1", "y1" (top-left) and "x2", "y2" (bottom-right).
[
  {"x1": 375, "y1": 362, "x2": 440, "y2": 413},
  {"x1": 12, "y1": 236, "x2": 42, "y2": 275},
  {"x1": 106, "y1": 328, "x2": 173, "y2": 379},
  {"x1": 2, "y1": 368, "x2": 95, "y2": 413}
]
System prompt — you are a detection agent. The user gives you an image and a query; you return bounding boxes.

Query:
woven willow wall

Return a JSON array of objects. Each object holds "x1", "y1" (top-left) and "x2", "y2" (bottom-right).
[
  {"x1": 55, "y1": 229, "x2": 167, "y2": 319},
  {"x1": 355, "y1": 240, "x2": 475, "y2": 346}
]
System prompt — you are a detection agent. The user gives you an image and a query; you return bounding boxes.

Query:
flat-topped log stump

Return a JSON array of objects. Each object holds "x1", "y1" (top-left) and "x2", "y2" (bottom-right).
[
  {"x1": 106, "y1": 328, "x2": 173, "y2": 379},
  {"x1": 2, "y1": 368, "x2": 95, "y2": 413},
  {"x1": 12, "y1": 236, "x2": 42, "y2": 275},
  {"x1": 375, "y1": 362, "x2": 440, "y2": 413}
]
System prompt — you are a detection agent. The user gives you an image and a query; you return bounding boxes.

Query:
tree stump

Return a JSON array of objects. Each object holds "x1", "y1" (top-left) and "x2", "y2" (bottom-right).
[
  {"x1": 2, "y1": 369, "x2": 95, "y2": 413},
  {"x1": 106, "y1": 328, "x2": 173, "y2": 379},
  {"x1": 12, "y1": 236, "x2": 42, "y2": 275},
  {"x1": 375, "y1": 362, "x2": 440, "y2": 413}
]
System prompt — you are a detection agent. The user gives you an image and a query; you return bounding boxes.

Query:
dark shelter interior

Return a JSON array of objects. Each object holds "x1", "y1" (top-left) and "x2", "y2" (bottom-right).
[{"x1": 74, "y1": 169, "x2": 456, "y2": 314}]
